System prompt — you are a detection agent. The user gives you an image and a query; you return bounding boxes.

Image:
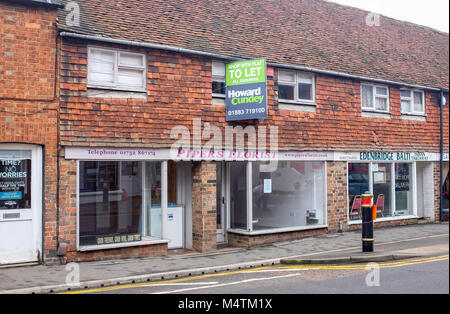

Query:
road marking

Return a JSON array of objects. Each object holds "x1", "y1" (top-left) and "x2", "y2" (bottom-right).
[
  {"x1": 141, "y1": 282, "x2": 219, "y2": 287},
  {"x1": 152, "y1": 273, "x2": 300, "y2": 294},
  {"x1": 59, "y1": 267, "x2": 269, "y2": 294},
  {"x1": 278, "y1": 255, "x2": 449, "y2": 271},
  {"x1": 60, "y1": 254, "x2": 448, "y2": 294}
]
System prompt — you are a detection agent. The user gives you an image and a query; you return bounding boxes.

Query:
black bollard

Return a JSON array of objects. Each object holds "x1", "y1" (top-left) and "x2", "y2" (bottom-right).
[{"x1": 361, "y1": 193, "x2": 374, "y2": 252}]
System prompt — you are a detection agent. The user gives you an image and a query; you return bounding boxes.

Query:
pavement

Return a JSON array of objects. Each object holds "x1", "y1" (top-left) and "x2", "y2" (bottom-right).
[{"x1": 0, "y1": 222, "x2": 448, "y2": 294}]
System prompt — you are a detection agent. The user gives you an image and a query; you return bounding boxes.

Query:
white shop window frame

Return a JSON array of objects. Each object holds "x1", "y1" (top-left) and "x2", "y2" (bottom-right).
[
  {"x1": 226, "y1": 161, "x2": 328, "y2": 236},
  {"x1": 76, "y1": 160, "x2": 169, "y2": 252},
  {"x1": 278, "y1": 69, "x2": 316, "y2": 106},
  {"x1": 212, "y1": 61, "x2": 226, "y2": 98},
  {"x1": 87, "y1": 46, "x2": 147, "y2": 93},
  {"x1": 361, "y1": 83, "x2": 390, "y2": 113},
  {"x1": 400, "y1": 89, "x2": 426, "y2": 116},
  {"x1": 346, "y1": 161, "x2": 418, "y2": 225}
]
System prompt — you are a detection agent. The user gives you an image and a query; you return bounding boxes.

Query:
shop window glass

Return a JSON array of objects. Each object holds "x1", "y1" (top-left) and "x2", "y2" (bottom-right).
[
  {"x1": 79, "y1": 161, "x2": 162, "y2": 246},
  {"x1": 395, "y1": 163, "x2": 413, "y2": 216},
  {"x1": 348, "y1": 162, "x2": 417, "y2": 221},
  {"x1": 348, "y1": 163, "x2": 370, "y2": 221},
  {"x1": 229, "y1": 162, "x2": 247, "y2": 230},
  {"x1": 0, "y1": 150, "x2": 32, "y2": 210},
  {"x1": 251, "y1": 161, "x2": 325, "y2": 230},
  {"x1": 372, "y1": 163, "x2": 393, "y2": 218}
]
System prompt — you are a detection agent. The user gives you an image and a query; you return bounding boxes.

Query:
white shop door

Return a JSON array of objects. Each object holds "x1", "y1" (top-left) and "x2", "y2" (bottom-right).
[{"x1": 0, "y1": 145, "x2": 42, "y2": 265}]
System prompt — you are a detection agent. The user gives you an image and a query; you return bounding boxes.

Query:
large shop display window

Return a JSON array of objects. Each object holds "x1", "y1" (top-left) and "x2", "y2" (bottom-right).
[
  {"x1": 79, "y1": 161, "x2": 162, "y2": 247},
  {"x1": 348, "y1": 162, "x2": 415, "y2": 221},
  {"x1": 230, "y1": 161, "x2": 326, "y2": 232}
]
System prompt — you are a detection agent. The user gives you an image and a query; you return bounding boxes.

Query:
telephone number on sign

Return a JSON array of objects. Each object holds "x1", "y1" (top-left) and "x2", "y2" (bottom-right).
[{"x1": 228, "y1": 108, "x2": 266, "y2": 116}]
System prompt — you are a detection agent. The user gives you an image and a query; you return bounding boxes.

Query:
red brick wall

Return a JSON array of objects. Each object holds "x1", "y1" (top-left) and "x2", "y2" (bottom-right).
[
  {"x1": 0, "y1": 1, "x2": 59, "y2": 263},
  {"x1": 327, "y1": 161, "x2": 349, "y2": 232},
  {"x1": 192, "y1": 161, "x2": 217, "y2": 252},
  {"x1": 58, "y1": 38, "x2": 449, "y2": 154},
  {"x1": 0, "y1": 2, "x2": 57, "y2": 100}
]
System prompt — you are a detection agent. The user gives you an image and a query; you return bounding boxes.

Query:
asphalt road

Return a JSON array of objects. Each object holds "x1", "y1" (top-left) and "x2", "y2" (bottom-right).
[{"x1": 63, "y1": 254, "x2": 449, "y2": 295}]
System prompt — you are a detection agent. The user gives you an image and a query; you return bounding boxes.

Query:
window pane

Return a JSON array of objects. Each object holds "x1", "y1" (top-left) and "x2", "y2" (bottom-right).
[
  {"x1": 79, "y1": 161, "x2": 146, "y2": 246},
  {"x1": 400, "y1": 90, "x2": 411, "y2": 98},
  {"x1": 401, "y1": 99, "x2": 411, "y2": 113},
  {"x1": 348, "y1": 163, "x2": 370, "y2": 221},
  {"x1": 373, "y1": 163, "x2": 392, "y2": 218},
  {"x1": 216, "y1": 162, "x2": 223, "y2": 229},
  {"x1": 375, "y1": 87, "x2": 388, "y2": 96},
  {"x1": 119, "y1": 53, "x2": 144, "y2": 67},
  {"x1": 297, "y1": 73, "x2": 313, "y2": 84},
  {"x1": 362, "y1": 85, "x2": 374, "y2": 108},
  {"x1": 145, "y1": 162, "x2": 162, "y2": 239},
  {"x1": 298, "y1": 83, "x2": 312, "y2": 100},
  {"x1": 279, "y1": 70, "x2": 295, "y2": 83},
  {"x1": 251, "y1": 161, "x2": 325, "y2": 230},
  {"x1": 395, "y1": 163, "x2": 413, "y2": 216},
  {"x1": 212, "y1": 61, "x2": 225, "y2": 77},
  {"x1": 375, "y1": 97, "x2": 388, "y2": 111},
  {"x1": 212, "y1": 80, "x2": 226, "y2": 95},
  {"x1": 230, "y1": 162, "x2": 247, "y2": 230},
  {"x1": 118, "y1": 68, "x2": 144, "y2": 88},
  {"x1": 89, "y1": 49, "x2": 115, "y2": 83},
  {"x1": 0, "y1": 150, "x2": 32, "y2": 210},
  {"x1": 279, "y1": 84, "x2": 295, "y2": 100},
  {"x1": 413, "y1": 92, "x2": 424, "y2": 112}
]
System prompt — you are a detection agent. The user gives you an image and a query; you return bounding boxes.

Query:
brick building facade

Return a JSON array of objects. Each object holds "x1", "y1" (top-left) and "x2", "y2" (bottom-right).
[{"x1": 0, "y1": 0, "x2": 448, "y2": 265}]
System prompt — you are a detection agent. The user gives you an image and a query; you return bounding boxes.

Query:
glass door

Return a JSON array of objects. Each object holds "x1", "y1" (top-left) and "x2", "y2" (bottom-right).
[{"x1": 216, "y1": 162, "x2": 226, "y2": 243}]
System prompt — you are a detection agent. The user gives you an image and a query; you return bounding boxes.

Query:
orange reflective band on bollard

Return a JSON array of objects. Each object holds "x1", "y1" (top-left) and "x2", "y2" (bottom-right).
[{"x1": 372, "y1": 204, "x2": 377, "y2": 221}]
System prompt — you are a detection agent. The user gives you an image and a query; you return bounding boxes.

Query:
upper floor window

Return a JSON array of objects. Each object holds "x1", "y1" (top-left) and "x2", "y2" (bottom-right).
[
  {"x1": 88, "y1": 47, "x2": 146, "y2": 92},
  {"x1": 278, "y1": 70, "x2": 315, "y2": 104},
  {"x1": 401, "y1": 89, "x2": 425, "y2": 115},
  {"x1": 212, "y1": 61, "x2": 226, "y2": 97},
  {"x1": 361, "y1": 84, "x2": 390, "y2": 113}
]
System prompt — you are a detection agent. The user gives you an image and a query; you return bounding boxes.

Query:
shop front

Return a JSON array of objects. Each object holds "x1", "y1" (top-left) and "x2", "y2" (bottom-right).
[
  {"x1": 64, "y1": 147, "x2": 447, "y2": 259},
  {"x1": 341, "y1": 152, "x2": 447, "y2": 224}
]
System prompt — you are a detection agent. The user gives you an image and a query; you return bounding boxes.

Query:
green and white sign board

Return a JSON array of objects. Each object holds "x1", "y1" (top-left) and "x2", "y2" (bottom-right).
[{"x1": 226, "y1": 59, "x2": 268, "y2": 121}]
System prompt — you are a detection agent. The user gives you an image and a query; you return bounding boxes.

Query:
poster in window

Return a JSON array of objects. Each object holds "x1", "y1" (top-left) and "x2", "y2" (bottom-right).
[
  {"x1": 0, "y1": 158, "x2": 32, "y2": 209},
  {"x1": 373, "y1": 171, "x2": 386, "y2": 184}
]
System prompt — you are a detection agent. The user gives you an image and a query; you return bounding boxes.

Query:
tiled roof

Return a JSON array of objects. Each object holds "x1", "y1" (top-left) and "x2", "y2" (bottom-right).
[{"x1": 57, "y1": 0, "x2": 449, "y2": 90}]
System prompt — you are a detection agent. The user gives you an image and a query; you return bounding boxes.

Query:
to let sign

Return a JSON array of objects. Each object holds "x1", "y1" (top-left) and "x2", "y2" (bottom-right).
[{"x1": 226, "y1": 59, "x2": 268, "y2": 121}]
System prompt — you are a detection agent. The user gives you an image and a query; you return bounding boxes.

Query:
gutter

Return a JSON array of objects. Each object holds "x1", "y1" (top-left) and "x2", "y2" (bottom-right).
[
  {"x1": 59, "y1": 31, "x2": 448, "y2": 93},
  {"x1": 0, "y1": 0, "x2": 64, "y2": 9}
]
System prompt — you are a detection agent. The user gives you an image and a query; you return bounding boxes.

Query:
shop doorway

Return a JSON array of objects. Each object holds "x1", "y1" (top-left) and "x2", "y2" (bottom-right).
[
  {"x1": 216, "y1": 162, "x2": 227, "y2": 244},
  {"x1": 0, "y1": 144, "x2": 42, "y2": 265}
]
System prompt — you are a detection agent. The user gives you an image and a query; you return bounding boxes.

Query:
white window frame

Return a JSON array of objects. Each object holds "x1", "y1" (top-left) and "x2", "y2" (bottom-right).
[
  {"x1": 361, "y1": 83, "x2": 390, "y2": 113},
  {"x1": 400, "y1": 89, "x2": 425, "y2": 115},
  {"x1": 227, "y1": 160, "x2": 328, "y2": 236},
  {"x1": 76, "y1": 160, "x2": 169, "y2": 251},
  {"x1": 87, "y1": 47, "x2": 147, "y2": 92},
  {"x1": 212, "y1": 61, "x2": 226, "y2": 98},
  {"x1": 278, "y1": 69, "x2": 316, "y2": 105},
  {"x1": 346, "y1": 161, "x2": 418, "y2": 225}
]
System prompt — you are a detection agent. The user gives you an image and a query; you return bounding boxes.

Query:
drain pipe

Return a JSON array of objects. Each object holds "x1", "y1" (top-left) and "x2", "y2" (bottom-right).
[{"x1": 439, "y1": 90, "x2": 445, "y2": 222}]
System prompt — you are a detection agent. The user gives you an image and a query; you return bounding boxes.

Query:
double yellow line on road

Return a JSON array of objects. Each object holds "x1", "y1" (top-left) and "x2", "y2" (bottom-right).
[
  {"x1": 59, "y1": 254, "x2": 448, "y2": 294},
  {"x1": 278, "y1": 254, "x2": 449, "y2": 270}
]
